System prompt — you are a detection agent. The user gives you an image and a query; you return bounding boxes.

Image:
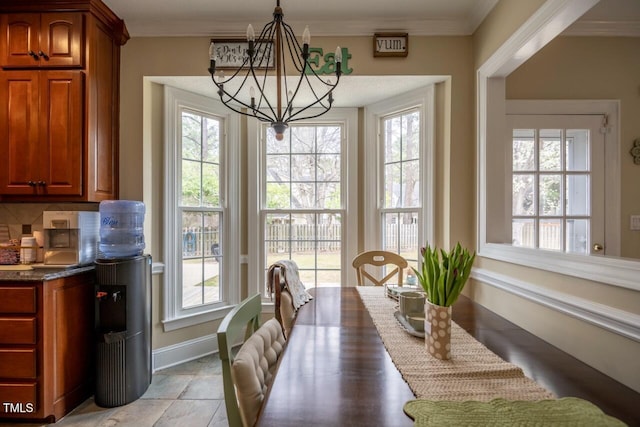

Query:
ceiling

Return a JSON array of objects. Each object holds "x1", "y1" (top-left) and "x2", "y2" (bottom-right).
[
  {"x1": 103, "y1": 0, "x2": 640, "y2": 38},
  {"x1": 102, "y1": 0, "x2": 499, "y2": 37},
  {"x1": 106, "y1": 0, "x2": 640, "y2": 108}
]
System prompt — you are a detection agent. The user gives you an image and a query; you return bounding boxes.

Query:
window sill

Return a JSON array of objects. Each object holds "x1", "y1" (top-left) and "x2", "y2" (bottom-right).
[
  {"x1": 479, "y1": 243, "x2": 640, "y2": 291},
  {"x1": 162, "y1": 305, "x2": 234, "y2": 332},
  {"x1": 162, "y1": 297, "x2": 276, "y2": 332}
]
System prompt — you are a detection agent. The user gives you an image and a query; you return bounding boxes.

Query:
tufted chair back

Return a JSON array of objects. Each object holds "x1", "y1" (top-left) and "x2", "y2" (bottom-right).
[
  {"x1": 217, "y1": 294, "x2": 285, "y2": 427},
  {"x1": 232, "y1": 318, "x2": 285, "y2": 426}
]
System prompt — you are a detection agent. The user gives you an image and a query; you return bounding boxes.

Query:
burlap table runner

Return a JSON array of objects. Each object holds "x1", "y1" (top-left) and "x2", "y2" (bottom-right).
[{"x1": 356, "y1": 287, "x2": 554, "y2": 401}]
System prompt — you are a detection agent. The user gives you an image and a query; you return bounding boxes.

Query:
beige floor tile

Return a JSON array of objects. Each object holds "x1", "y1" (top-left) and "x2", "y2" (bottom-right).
[
  {"x1": 140, "y1": 374, "x2": 193, "y2": 399},
  {"x1": 94, "y1": 399, "x2": 172, "y2": 426},
  {"x1": 154, "y1": 399, "x2": 221, "y2": 427},
  {"x1": 180, "y1": 376, "x2": 224, "y2": 400}
]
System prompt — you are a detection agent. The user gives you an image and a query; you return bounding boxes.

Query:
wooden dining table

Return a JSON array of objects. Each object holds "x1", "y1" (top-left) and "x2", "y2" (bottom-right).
[{"x1": 256, "y1": 286, "x2": 415, "y2": 427}]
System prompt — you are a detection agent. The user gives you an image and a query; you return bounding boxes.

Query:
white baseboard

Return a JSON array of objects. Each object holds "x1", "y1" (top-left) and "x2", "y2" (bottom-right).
[
  {"x1": 471, "y1": 268, "x2": 640, "y2": 343},
  {"x1": 152, "y1": 333, "x2": 218, "y2": 372}
]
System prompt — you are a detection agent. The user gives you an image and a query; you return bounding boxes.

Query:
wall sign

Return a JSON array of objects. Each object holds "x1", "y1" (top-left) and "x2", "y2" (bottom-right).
[
  {"x1": 211, "y1": 40, "x2": 353, "y2": 75},
  {"x1": 373, "y1": 33, "x2": 408, "y2": 57},
  {"x1": 305, "y1": 47, "x2": 353, "y2": 76},
  {"x1": 210, "y1": 39, "x2": 274, "y2": 69}
]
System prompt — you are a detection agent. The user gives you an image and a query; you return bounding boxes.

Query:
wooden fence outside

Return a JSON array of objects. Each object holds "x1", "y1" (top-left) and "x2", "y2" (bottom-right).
[{"x1": 183, "y1": 223, "x2": 419, "y2": 257}]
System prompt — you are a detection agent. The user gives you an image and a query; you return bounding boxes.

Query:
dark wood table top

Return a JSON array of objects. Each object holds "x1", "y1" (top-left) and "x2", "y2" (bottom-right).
[{"x1": 256, "y1": 286, "x2": 415, "y2": 427}]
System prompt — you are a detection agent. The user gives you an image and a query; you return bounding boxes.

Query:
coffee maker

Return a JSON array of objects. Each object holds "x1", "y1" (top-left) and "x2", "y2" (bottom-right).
[{"x1": 43, "y1": 211, "x2": 100, "y2": 266}]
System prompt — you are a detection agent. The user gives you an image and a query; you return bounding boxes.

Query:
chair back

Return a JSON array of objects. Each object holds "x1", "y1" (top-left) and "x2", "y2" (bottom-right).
[
  {"x1": 267, "y1": 264, "x2": 296, "y2": 338},
  {"x1": 231, "y1": 317, "x2": 285, "y2": 426},
  {"x1": 217, "y1": 294, "x2": 262, "y2": 427},
  {"x1": 352, "y1": 250, "x2": 408, "y2": 286}
]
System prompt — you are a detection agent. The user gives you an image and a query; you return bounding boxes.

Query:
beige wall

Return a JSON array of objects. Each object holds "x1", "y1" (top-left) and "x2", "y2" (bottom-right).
[
  {"x1": 470, "y1": 1, "x2": 640, "y2": 392},
  {"x1": 507, "y1": 36, "x2": 640, "y2": 259},
  {"x1": 118, "y1": 35, "x2": 475, "y2": 352}
]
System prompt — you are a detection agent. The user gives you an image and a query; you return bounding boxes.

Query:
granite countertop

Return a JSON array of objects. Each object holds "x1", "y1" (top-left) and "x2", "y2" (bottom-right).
[{"x1": 0, "y1": 265, "x2": 95, "y2": 282}]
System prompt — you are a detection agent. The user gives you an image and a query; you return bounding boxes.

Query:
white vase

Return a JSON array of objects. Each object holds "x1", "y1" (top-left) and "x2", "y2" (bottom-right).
[{"x1": 424, "y1": 300, "x2": 452, "y2": 360}]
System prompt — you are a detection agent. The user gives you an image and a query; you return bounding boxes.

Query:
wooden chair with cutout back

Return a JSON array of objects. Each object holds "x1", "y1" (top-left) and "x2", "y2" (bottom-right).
[
  {"x1": 217, "y1": 294, "x2": 286, "y2": 427},
  {"x1": 352, "y1": 250, "x2": 408, "y2": 287}
]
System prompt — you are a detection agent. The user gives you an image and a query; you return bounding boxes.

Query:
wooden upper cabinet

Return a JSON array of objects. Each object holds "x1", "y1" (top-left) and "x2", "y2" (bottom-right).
[
  {"x1": 0, "y1": 70, "x2": 83, "y2": 196},
  {"x1": 0, "y1": 0, "x2": 128, "y2": 202},
  {"x1": 0, "y1": 13, "x2": 83, "y2": 68}
]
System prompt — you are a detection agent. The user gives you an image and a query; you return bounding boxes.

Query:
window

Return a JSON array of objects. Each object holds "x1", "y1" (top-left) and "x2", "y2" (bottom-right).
[
  {"x1": 164, "y1": 87, "x2": 240, "y2": 330},
  {"x1": 263, "y1": 124, "x2": 343, "y2": 289},
  {"x1": 365, "y1": 87, "x2": 434, "y2": 271},
  {"x1": 507, "y1": 114, "x2": 604, "y2": 255},
  {"x1": 381, "y1": 109, "x2": 421, "y2": 267},
  {"x1": 248, "y1": 109, "x2": 358, "y2": 294}
]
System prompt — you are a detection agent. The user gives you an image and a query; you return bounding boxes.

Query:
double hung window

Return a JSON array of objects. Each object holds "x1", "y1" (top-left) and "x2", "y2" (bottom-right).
[
  {"x1": 366, "y1": 87, "x2": 434, "y2": 271},
  {"x1": 164, "y1": 87, "x2": 239, "y2": 329}
]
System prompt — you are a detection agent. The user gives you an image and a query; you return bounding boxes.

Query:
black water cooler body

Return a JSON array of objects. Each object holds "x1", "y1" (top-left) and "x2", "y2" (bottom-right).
[{"x1": 94, "y1": 255, "x2": 152, "y2": 407}]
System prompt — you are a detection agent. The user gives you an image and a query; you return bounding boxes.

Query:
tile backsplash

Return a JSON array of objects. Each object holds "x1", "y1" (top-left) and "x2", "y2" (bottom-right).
[{"x1": 0, "y1": 203, "x2": 99, "y2": 241}]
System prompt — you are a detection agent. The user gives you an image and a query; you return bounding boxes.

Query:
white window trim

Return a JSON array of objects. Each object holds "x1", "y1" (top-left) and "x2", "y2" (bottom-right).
[
  {"x1": 163, "y1": 86, "x2": 240, "y2": 331},
  {"x1": 247, "y1": 108, "x2": 359, "y2": 295},
  {"x1": 477, "y1": 0, "x2": 640, "y2": 292},
  {"x1": 364, "y1": 86, "x2": 435, "y2": 255}
]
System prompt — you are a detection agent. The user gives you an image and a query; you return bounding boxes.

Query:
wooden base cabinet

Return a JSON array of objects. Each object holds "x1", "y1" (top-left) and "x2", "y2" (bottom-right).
[
  {"x1": 0, "y1": 272, "x2": 95, "y2": 423},
  {"x1": 0, "y1": 0, "x2": 129, "y2": 202}
]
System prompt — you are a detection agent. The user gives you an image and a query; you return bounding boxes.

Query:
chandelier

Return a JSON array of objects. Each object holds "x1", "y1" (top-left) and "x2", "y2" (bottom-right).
[{"x1": 208, "y1": 0, "x2": 342, "y2": 140}]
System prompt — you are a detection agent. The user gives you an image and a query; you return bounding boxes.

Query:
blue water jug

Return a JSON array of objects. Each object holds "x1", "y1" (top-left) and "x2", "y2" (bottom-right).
[{"x1": 99, "y1": 200, "x2": 146, "y2": 258}]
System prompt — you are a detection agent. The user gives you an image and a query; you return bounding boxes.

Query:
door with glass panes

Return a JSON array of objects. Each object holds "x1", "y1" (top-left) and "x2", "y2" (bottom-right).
[{"x1": 507, "y1": 114, "x2": 605, "y2": 255}]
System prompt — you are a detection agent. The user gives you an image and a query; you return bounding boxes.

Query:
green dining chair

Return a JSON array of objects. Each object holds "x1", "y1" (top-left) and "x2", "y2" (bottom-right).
[{"x1": 217, "y1": 293, "x2": 286, "y2": 427}]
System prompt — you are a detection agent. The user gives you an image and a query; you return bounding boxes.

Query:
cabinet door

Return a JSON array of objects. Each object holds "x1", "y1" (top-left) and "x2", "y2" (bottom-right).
[
  {"x1": 0, "y1": 71, "x2": 83, "y2": 196},
  {"x1": 0, "y1": 14, "x2": 40, "y2": 67},
  {"x1": 0, "y1": 71, "x2": 40, "y2": 195},
  {"x1": 0, "y1": 13, "x2": 83, "y2": 68},
  {"x1": 39, "y1": 13, "x2": 84, "y2": 68},
  {"x1": 39, "y1": 71, "x2": 83, "y2": 196}
]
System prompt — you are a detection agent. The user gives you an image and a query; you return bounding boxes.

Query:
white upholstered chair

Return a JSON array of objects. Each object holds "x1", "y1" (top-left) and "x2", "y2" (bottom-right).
[
  {"x1": 217, "y1": 294, "x2": 286, "y2": 427},
  {"x1": 352, "y1": 250, "x2": 408, "y2": 287}
]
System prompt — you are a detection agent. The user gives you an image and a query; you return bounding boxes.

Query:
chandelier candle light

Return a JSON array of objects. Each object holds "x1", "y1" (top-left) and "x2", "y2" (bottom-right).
[{"x1": 208, "y1": 0, "x2": 342, "y2": 141}]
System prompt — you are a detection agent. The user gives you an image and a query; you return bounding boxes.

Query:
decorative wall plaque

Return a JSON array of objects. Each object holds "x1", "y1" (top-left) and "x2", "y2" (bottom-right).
[
  {"x1": 211, "y1": 39, "x2": 274, "y2": 69},
  {"x1": 373, "y1": 33, "x2": 408, "y2": 57}
]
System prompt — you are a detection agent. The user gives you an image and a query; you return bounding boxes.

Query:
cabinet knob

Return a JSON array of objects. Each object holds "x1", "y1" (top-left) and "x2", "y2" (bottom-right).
[
  {"x1": 37, "y1": 181, "x2": 46, "y2": 186},
  {"x1": 38, "y1": 51, "x2": 49, "y2": 60},
  {"x1": 28, "y1": 50, "x2": 39, "y2": 60},
  {"x1": 27, "y1": 181, "x2": 36, "y2": 186}
]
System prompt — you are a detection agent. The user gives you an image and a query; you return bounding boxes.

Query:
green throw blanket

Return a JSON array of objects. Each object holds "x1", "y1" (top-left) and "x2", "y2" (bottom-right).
[{"x1": 403, "y1": 397, "x2": 626, "y2": 426}]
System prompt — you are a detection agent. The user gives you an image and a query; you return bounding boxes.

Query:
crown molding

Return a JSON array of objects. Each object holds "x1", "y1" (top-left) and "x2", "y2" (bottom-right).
[
  {"x1": 563, "y1": 20, "x2": 640, "y2": 37},
  {"x1": 118, "y1": 18, "x2": 477, "y2": 38},
  {"x1": 467, "y1": 0, "x2": 499, "y2": 34}
]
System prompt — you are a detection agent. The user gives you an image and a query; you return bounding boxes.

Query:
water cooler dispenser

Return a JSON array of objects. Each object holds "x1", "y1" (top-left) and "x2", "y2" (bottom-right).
[
  {"x1": 94, "y1": 200, "x2": 151, "y2": 407},
  {"x1": 95, "y1": 255, "x2": 151, "y2": 407}
]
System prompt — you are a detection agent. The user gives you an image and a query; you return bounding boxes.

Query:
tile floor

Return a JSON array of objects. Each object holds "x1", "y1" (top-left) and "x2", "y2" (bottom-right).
[{"x1": 5, "y1": 354, "x2": 228, "y2": 427}]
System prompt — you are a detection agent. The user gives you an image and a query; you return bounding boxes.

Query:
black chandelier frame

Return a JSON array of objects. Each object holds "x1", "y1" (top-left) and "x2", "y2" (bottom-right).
[{"x1": 208, "y1": 0, "x2": 342, "y2": 139}]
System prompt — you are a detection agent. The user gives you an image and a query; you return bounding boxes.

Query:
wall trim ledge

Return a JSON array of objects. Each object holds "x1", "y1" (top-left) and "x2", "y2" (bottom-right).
[{"x1": 471, "y1": 268, "x2": 640, "y2": 343}]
